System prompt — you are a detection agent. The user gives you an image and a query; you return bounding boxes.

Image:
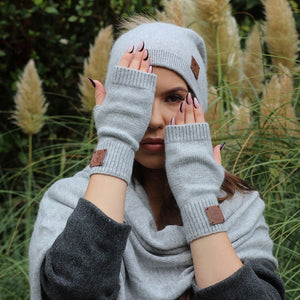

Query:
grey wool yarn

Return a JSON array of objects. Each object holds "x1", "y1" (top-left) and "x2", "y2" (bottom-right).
[{"x1": 105, "y1": 22, "x2": 208, "y2": 112}]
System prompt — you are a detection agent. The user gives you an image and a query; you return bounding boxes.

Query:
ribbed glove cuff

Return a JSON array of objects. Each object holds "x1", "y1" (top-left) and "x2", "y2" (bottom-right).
[
  {"x1": 180, "y1": 197, "x2": 225, "y2": 243},
  {"x1": 88, "y1": 139, "x2": 135, "y2": 184},
  {"x1": 165, "y1": 122, "x2": 211, "y2": 143},
  {"x1": 165, "y1": 122, "x2": 226, "y2": 242}
]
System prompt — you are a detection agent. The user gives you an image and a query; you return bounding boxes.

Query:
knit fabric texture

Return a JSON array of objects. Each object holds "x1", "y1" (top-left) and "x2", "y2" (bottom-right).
[
  {"x1": 105, "y1": 22, "x2": 208, "y2": 112},
  {"x1": 29, "y1": 166, "x2": 278, "y2": 299},
  {"x1": 90, "y1": 66, "x2": 157, "y2": 183},
  {"x1": 165, "y1": 123, "x2": 225, "y2": 242}
]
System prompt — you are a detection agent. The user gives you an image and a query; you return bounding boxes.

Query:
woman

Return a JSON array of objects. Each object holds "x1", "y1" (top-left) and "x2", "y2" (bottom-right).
[{"x1": 29, "y1": 21, "x2": 285, "y2": 299}]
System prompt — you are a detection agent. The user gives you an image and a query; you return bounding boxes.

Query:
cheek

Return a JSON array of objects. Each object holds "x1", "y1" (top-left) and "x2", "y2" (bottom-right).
[{"x1": 161, "y1": 103, "x2": 180, "y2": 120}]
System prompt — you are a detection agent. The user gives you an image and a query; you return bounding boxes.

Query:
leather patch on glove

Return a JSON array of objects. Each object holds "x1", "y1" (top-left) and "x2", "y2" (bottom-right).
[
  {"x1": 205, "y1": 205, "x2": 225, "y2": 225},
  {"x1": 90, "y1": 149, "x2": 107, "y2": 167}
]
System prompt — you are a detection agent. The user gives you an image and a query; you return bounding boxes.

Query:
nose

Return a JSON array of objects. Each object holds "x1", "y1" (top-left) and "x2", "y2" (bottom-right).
[{"x1": 148, "y1": 98, "x2": 164, "y2": 130}]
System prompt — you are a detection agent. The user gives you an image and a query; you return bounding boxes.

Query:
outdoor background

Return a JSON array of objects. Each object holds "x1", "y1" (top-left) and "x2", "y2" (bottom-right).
[{"x1": 0, "y1": 0, "x2": 299, "y2": 299}]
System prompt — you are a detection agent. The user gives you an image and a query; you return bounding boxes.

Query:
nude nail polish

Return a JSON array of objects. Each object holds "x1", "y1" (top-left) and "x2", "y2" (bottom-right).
[
  {"x1": 170, "y1": 117, "x2": 175, "y2": 125},
  {"x1": 127, "y1": 44, "x2": 134, "y2": 53},
  {"x1": 193, "y1": 97, "x2": 200, "y2": 109},
  {"x1": 143, "y1": 49, "x2": 149, "y2": 61},
  {"x1": 186, "y1": 93, "x2": 192, "y2": 105},
  {"x1": 148, "y1": 66, "x2": 153, "y2": 73},
  {"x1": 137, "y1": 41, "x2": 144, "y2": 51}
]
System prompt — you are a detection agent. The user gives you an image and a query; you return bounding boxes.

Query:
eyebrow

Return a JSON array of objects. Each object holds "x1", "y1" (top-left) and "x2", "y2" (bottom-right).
[{"x1": 164, "y1": 87, "x2": 189, "y2": 94}]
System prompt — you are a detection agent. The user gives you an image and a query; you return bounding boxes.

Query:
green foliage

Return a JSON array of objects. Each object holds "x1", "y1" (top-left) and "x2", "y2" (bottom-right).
[{"x1": 0, "y1": 1, "x2": 299, "y2": 299}]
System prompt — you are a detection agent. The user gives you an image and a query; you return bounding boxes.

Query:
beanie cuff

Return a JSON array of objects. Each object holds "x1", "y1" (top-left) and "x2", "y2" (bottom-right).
[{"x1": 149, "y1": 49, "x2": 207, "y2": 112}]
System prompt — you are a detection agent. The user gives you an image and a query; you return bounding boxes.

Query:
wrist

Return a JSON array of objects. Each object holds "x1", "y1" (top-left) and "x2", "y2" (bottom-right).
[
  {"x1": 89, "y1": 139, "x2": 135, "y2": 184},
  {"x1": 180, "y1": 196, "x2": 226, "y2": 243}
]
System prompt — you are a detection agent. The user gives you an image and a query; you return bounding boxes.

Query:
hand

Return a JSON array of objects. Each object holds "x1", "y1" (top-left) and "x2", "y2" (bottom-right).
[
  {"x1": 165, "y1": 94, "x2": 225, "y2": 241},
  {"x1": 89, "y1": 42, "x2": 157, "y2": 184},
  {"x1": 171, "y1": 93, "x2": 223, "y2": 165},
  {"x1": 93, "y1": 41, "x2": 151, "y2": 106}
]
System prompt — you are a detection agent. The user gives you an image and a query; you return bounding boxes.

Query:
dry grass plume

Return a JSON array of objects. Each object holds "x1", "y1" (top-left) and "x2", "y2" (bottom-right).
[
  {"x1": 263, "y1": 0, "x2": 299, "y2": 71},
  {"x1": 242, "y1": 24, "x2": 264, "y2": 102},
  {"x1": 261, "y1": 64, "x2": 299, "y2": 138},
  {"x1": 79, "y1": 25, "x2": 113, "y2": 113},
  {"x1": 119, "y1": 15, "x2": 157, "y2": 33},
  {"x1": 231, "y1": 99, "x2": 252, "y2": 133},
  {"x1": 12, "y1": 59, "x2": 48, "y2": 136},
  {"x1": 156, "y1": 0, "x2": 185, "y2": 26},
  {"x1": 189, "y1": 0, "x2": 242, "y2": 91}
]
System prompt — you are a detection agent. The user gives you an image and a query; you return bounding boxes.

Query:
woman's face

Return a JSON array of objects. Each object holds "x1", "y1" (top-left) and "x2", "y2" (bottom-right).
[{"x1": 135, "y1": 67, "x2": 188, "y2": 169}]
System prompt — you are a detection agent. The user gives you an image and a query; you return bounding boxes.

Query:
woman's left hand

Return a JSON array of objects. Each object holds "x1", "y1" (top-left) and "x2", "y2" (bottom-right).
[{"x1": 171, "y1": 93, "x2": 223, "y2": 166}]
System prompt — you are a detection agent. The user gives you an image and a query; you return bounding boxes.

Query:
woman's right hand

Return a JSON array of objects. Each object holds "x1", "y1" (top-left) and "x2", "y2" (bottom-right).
[
  {"x1": 93, "y1": 41, "x2": 151, "y2": 106},
  {"x1": 89, "y1": 42, "x2": 157, "y2": 184}
]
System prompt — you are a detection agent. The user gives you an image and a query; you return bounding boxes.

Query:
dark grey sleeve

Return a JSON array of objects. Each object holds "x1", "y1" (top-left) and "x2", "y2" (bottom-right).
[
  {"x1": 192, "y1": 259, "x2": 285, "y2": 300},
  {"x1": 40, "y1": 197, "x2": 131, "y2": 300}
]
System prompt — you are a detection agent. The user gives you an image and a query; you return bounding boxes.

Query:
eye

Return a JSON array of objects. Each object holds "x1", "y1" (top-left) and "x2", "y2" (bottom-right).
[{"x1": 165, "y1": 94, "x2": 185, "y2": 103}]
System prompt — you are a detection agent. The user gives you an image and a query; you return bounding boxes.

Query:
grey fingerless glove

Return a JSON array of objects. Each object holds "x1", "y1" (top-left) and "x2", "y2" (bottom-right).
[
  {"x1": 165, "y1": 123, "x2": 225, "y2": 242},
  {"x1": 89, "y1": 66, "x2": 157, "y2": 183}
]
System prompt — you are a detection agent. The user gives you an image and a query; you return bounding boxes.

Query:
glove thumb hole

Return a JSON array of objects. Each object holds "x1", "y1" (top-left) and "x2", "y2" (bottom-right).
[{"x1": 94, "y1": 80, "x2": 106, "y2": 105}]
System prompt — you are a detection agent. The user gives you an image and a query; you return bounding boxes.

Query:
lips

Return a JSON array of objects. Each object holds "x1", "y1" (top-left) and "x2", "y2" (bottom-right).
[{"x1": 140, "y1": 138, "x2": 165, "y2": 152}]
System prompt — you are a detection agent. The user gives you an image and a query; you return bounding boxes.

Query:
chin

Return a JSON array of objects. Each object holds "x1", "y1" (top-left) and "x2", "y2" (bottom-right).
[{"x1": 134, "y1": 153, "x2": 165, "y2": 170}]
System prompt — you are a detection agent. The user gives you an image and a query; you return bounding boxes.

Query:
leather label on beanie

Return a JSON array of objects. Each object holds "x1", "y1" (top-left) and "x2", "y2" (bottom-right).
[
  {"x1": 90, "y1": 149, "x2": 107, "y2": 167},
  {"x1": 190, "y1": 56, "x2": 200, "y2": 80},
  {"x1": 205, "y1": 205, "x2": 225, "y2": 225}
]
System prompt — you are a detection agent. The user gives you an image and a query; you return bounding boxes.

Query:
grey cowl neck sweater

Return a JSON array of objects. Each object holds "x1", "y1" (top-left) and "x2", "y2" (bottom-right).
[
  {"x1": 121, "y1": 178, "x2": 193, "y2": 299},
  {"x1": 29, "y1": 166, "x2": 277, "y2": 299}
]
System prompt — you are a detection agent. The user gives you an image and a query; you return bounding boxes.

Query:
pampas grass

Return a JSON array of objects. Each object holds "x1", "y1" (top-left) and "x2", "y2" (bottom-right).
[
  {"x1": 12, "y1": 58, "x2": 48, "y2": 253},
  {"x1": 231, "y1": 99, "x2": 252, "y2": 133},
  {"x1": 188, "y1": 0, "x2": 242, "y2": 91},
  {"x1": 156, "y1": 0, "x2": 185, "y2": 26},
  {"x1": 205, "y1": 86, "x2": 221, "y2": 135},
  {"x1": 78, "y1": 25, "x2": 113, "y2": 114},
  {"x1": 2, "y1": 2, "x2": 300, "y2": 299},
  {"x1": 119, "y1": 15, "x2": 157, "y2": 33},
  {"x1": 242, "y1": 24, "x2": 264, "y2": 102},
  {"x1": 263, "y1": 0, "x2": 299, "y2": 71},
  {"x1": 12, "y1": 59, "x2": 48, "y2": 136},
  {"x1": 261, "y1": 64, "x2": 299, "y2": 138}
]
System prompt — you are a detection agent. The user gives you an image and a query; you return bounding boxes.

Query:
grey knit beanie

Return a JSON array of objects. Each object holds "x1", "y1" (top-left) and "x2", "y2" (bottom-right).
[{"x1": 105, "y1": 22, "x2": 208, "y2": 112}]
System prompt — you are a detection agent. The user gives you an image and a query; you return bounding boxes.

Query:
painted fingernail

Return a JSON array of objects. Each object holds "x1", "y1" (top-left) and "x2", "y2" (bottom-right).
[
  {"x1": 127, "y1": 44, "x2": 134, "y2": 53},
  {"x1": 186, "y1": 92, "x2": 192, "y2": 105},
  {"x1": 143, "y1": 49, "x2": 149, "y2": 61},
  {"x1": 88, "y1": 78, "x2": 95, "y2": 88},
  {"x1": 170, "y1": 117, "x2": 175, "y2": 125},
  {"x1": 148, "y1": 65, "x2": 153, "y2": 73},
  {"x1": 137, "y1": 41, "x2": 144, "y2": 51},
  {"x1": 193, "y1": 97, "x2": 200, "y2": 109},
  {"x1": 180, "y1": 101, "x2": 185, "y2": 113},
  {"x1": 220, "y1": 142, "x2": 226, "y2": 151}
]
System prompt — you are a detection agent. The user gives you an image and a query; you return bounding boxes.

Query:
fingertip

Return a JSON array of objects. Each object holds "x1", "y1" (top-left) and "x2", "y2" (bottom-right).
[
  {"x1": 94, "y1": 80, "x2": 106, "y2": 105},
  {"x1": 220, "y1": 142, "x2": 226, "y2": 151},
  {"x1": 88, "y1": 77, "x2": 96, "y2": 88},
  {"x1": 213, "y1": 145, "x2": 222, "y2": 165},
  {"x1": 175, "y1": 103, "x2": 184, "y2": 125}
]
